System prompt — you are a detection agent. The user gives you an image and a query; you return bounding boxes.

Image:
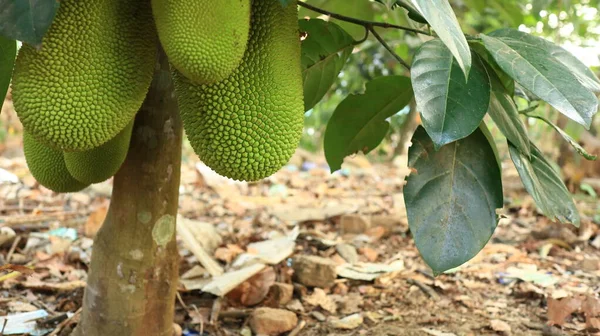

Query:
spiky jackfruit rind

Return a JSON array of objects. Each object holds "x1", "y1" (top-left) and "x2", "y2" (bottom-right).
[
  {"x1": 173, "y1": 0, "x2": 304, "y2": 182},
  {"x1": 152, "y1": 0, "x2": 251, "y2": 84},
  {"x1": 64, "y1": 119, "x2": 134, "y2": 184},
  {"x1": 23, "y1": 131, "x2": 89, "y2": 193},
  {"x1": 11, "y1": 0, "x2": 156, "y2": 152}
]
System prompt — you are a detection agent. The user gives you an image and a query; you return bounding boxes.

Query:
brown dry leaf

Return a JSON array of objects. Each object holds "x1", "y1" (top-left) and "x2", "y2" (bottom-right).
[
  {"x1": 227, "y1": 266, "x2": 276, "y2": 306},
  {"x1": 214, "y1": 244, "x2": 245, "y2": 264},
  {"x1": 303, "y1": 288, "x2": 337, "y2": 313},
  {"x1": 547, "y1": 296, "x2": 583, "y2": 326},
  {"x1": 582, "y1": 295, "x2": 600, "y2": 330},
  {"x1": 365, "y1": 226, "x2": 388, "y2": 241},
  {"x1": 84, "y1": 204, "x2": 108, "y2": 238},
  {"x1": 359, "y1": 247, "x2": 379, "y2": 262},
  {"x1": 0, "y1": 264, "x2": 34, "y2": 276},
  {"x1": 22, "y1": 279, "x2": 86, "y2": 292}
]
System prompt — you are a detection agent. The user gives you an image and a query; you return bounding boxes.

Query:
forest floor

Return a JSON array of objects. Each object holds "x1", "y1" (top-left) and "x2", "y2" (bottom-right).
[{"x1": 1, "y1": 104, "x2": 600, "y2": 336}]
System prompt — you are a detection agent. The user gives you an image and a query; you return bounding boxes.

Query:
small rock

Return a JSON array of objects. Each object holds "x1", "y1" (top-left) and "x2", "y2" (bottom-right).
[
  {"x1": 292, "y1": 255, "x2": 337, "y2": 288},
  {"x1": 0, "y1": 227, "x2": 16, "y2": 246},
  {"x1": 264, "y1": 282, "x2": 294, "y2": 307},
  {"x1": 285, "y1": 299, "x2": 305, "y2": 313},
  {"x1": 336, "y1": 243, "x2": 358, "y2": 264},
  {"x1": 311, "y1": 311, "x2": 327, "y2": 322},
  {"x1": 338, "y1": 292, "x2": 363, "y2": 315},
  {"x1": 250, "y1": 308, "x2": 298, "y2": 336},
  {"x1": 330, "y1": 313, "x2": 363, "y2": 330},
  {"x1": 490, "y1": 319, "x2": 511, "y2": 335},
  {"x1": 340, "y1": 214, "x2": 371, "y2": 234}
]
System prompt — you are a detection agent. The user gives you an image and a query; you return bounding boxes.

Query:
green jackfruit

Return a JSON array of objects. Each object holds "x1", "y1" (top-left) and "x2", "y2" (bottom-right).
[
  {"x1": 64, "y1": 119, "x2": 134, "y2": 184},
  {"x1": 11, "y1": 0, "x2": 156, "y2": 152},
  {"x1": 23, "y1": 132, "x2": 89, "y2": 193},
  {"x1": 174, "y1": 0, "x2": 304, "y2": 182},
  {"x1": 152, "y1": 0, "x2": 250, "y2": 84}
]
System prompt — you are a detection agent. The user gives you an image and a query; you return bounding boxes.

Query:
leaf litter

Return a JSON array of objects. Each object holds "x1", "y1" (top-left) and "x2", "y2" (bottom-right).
[{"x1": 1, "y1": 105, "x2": 600, "y2": 335}]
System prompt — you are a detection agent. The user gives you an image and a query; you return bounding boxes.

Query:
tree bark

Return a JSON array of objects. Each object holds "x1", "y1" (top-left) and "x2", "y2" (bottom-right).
[
  {"x1": 73, "y1": 46, "x2": 182, "y2": 336},
  {"x1": 394, "y1": 98, "x2": 419, "y2": 157}
]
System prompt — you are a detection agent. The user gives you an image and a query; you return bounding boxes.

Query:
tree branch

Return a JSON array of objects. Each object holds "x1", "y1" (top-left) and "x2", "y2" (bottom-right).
[
  {"x1": 298, "y1": 2, "x2": 431, "y2": 36},
  {"x1": 369, "y1": 27, "x2": 411, "y2": 71}
]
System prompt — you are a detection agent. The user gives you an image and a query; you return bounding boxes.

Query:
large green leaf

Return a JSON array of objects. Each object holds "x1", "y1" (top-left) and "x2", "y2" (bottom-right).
[
  {"x1": 0, "y1": 0, "x2": 59, "y2": 46},
  {"x1": 300, "y1": 18, "x2": 355, "y2": 112},
  {"x1": 411, "y1": 39, "x2": 491, "y2": 149},
  {"x1": 411, "y1": 0, "x2": 471, "y2": 77},
  {"x1": 470, "y1": 42, "x2": 514, "y2": 94},
  {"x1": 403, "y1": 125, "x2": 503, "y2": 275},
  {"x1": 485, "y1": 63, "x2": 530, "y2": 157},
  {"x1": 324, "y1": 75, "x2": 413, "y2": 172},
  {"x1": 508, "y1": 142, "x2": 580, "y2": 226},
  {"x1": 481, "y1": 34, "x2": 598, "y2": 129},
  {"x1": 489, "y1": 28, "x2": 600, "y2": 93},
  {"x1": 0, "y1": 35, "x2": 16, "y2": 109}
]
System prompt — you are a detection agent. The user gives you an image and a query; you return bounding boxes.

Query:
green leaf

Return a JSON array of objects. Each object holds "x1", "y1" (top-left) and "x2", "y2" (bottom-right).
[
  {"x1": 324, "y1": 75, "x2": 413, "y2": 172},
  {"x1": 527, "y1": 114, "x2": 597, "y2": 161},
  {"x1": 0, "y1": 0, "x2": 59, "y2": 46},
  {"x1": 300, "y1": 18, "x2": 355, "y2": 112},
  {"x1": 411, "y1": 0, "x2": 471, "y2": 77},
  {"x1": 278, "y1": 0, "x2": 294, "y2": 6},
  {"x1": 411, "y1": 39, "x2": 491, "y2": 149},
  {"x1": 508, "y1": 142, "x2": 581, "y2": 226},
  {"x1": 470, "y1": 42, "x2": 514, "y2": 94},
  {"x1": 480, "y1": 34, "x2": 598, "y2": 129},
  {"x1": 0, "y1": 35, "x2": 16, "y2": 109},
  {"x1": 488, "y1": 28, "x2": 600, "y2": 93},
  {"x1": 394, "y1": 0, "x2": 428, "y2": 24},
  {"x1": 485, "y1": 63, "x2": 531, "y2": 157},
  {"x1": 403, "y1": 125, "x2": 503, "y2": 275}
]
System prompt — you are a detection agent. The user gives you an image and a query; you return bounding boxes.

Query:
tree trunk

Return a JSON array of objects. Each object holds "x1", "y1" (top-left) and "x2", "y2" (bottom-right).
[
  {"x1": 73, "y1": 46, "x2": 182, "y2": 336},
  {"x1": 394, "y1": 99, "x2": 419, "y2": 157}
]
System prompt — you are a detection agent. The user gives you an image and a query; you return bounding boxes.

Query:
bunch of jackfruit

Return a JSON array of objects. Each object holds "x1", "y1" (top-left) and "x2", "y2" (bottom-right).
[{"x1": 10, "y1": 0, "x2": 305, "y2": 192}]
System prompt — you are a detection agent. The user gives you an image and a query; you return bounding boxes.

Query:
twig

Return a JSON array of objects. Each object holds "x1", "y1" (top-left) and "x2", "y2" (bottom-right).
[
  {"x1": 298, "y1": 2, "x2": 431, "y2": 36},
  {"x1": 369, "y1": 27, "x2": 411, "y2": 70},
  {"x1": 406, "y1": 279, "x2": 440, "y2": 300},
  {"x1": 47, "y1": 307, "x2": 82, "y2": 336},
  {"x1": 210, "y1": 297, "x2": 222, "y2": 325},
  {"x1": 6, "y1": 235, "x2": 21, "y2": 263}
]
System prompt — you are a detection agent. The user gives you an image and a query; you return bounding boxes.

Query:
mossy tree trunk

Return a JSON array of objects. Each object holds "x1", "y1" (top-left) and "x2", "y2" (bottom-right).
[{"x1": 73, "y1": 47, "x2": 182, "y2": 336}]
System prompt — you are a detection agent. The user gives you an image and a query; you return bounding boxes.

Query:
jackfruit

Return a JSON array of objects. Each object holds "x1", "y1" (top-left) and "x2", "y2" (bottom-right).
[
  {"x1": 152, "y1": 0, "x2": 251, "y2": 84},
  {"x1": 173, "y1": 0, "x2": 304, "y2": 182},
  {"x1": 23, "y1": 132, "x2": 89, "y2": 193},
  {"x1": 64, "y1": 119, "x2": 134, "y2": 184},
  {"x1": 11, "y1": 0, "x2": 156, "y2": 152}
]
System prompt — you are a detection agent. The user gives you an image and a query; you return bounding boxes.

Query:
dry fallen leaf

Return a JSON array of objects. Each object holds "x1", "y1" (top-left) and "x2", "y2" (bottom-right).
[
  {"x1": 547, "y1": 296, "x2": 583, "y2": 326},
  {"x1": 0, "y1": 264, "x2": 35, "y2": 276},
  {"x1": 227, "y1": 266, "x2": 276, "y2": 306},
  {"x1": 303, "y1": 288, "x2": 337, "y2": 313}
]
